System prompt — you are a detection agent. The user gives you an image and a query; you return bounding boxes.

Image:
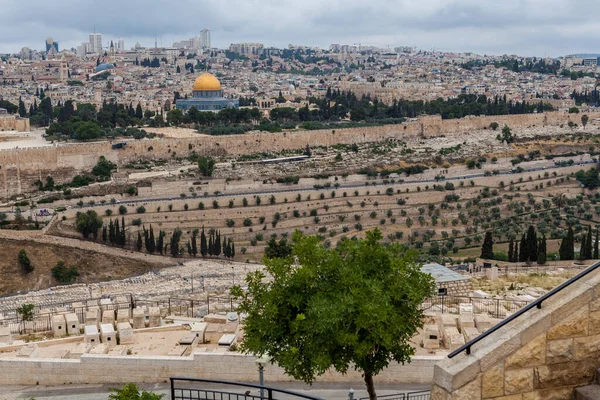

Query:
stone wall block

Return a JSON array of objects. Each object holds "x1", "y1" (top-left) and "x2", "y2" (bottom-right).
[
  {"x1": 546, "y1": 308, "x2": 588, "y2": 340},
  {"x1": 534, "y1": 359, "x2": 596, "y2": 390},
  {"x1": 545, "y1": 339, "x2": 573, "y2": 365},
  {"x1": 505, "y1": 368, "x2": 534, "y2": 395},
  {"x1": 481, "y1": 362, "x2": 504, "y2": 398},
  {"x1": 505, "y1": 334, "x2": 545, "y2": 370}
]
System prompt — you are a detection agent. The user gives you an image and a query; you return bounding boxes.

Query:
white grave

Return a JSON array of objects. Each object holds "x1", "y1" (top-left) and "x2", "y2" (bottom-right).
[
  {"x1": 116, "y1": 308, "x2": 130, "y2": 324},
  {"x1": 65, "y1": 313, "x2": 80, "y2": 335},
  {"x1": 70, "y1": 342, "x2": 92, "y2": 358},
  {"x1": 117, "y1": 322, "x2": 134, "y2": 345},
  {"x1": 52, "y1": 315, "x2": 67, "y2": 338},
  {"x1": 100, "y1": 323, "x2": 116, "y2": 348},
  {"x1": 0, "y1": 326, "x2": 11, "y2": 343},
  {"x1": 148, "y1": 307, "x2": 160, "y2": 327},
  {"x1": 84, "y1": 325, "x2": 99, "y2": 344},
  {"x1": 191, "y1": 323, "x2": 208, "y2": 343},
  {"x1": 132, "y1": 307, "x2": 146, "y2": 329},
  {"x1": 218, "y1": 334, "x2": 237, "y2": 347}
]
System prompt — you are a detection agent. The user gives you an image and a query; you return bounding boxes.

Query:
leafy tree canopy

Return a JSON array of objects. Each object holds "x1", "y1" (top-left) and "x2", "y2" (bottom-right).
[{"x1": 232, "y1": 229, "x2": 435, "y2": 399}]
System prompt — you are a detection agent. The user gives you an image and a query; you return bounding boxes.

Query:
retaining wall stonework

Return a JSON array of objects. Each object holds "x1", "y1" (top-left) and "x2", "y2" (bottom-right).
[
  {"x1": 0, "y1": 352, "x2": 441, "y2": 385},
  {"x1": 0, "y1": 111, "x2": 596, "y2": 199},
  {"x1": 431, "y1": 266, "x2": 600, "y2": 399}
]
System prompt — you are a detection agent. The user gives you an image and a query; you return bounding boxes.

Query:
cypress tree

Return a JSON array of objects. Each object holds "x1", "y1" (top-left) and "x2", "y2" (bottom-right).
[
  {"x1": 586, "y1": 226, "x2": 593, "y2": 259},
  {"x1": 157, "y1": 231, "x2": 165, "y2": 255},
  {"x1": 480, "y1": 231, "x2": 494, "y2": 260},
  {"x1": 595, "y1": 229, "x2": 599, "y2": 260},
  {"x1": 200, "y1": 227, "x2": 207, "y2": 257},
  {"x1": 187, "y1": 241, "x2": 192, "y2": 256},
  {"x1": 102, "y1": 225, "x2": 107, "y2": 242},
  {"x1": 114, "y1": 219, "x2": 119, "y2": 245},
  {"x1": 223, "y1": 237, "x2": 228, "y2": 258},
  {"x1": 136, "y1": 232, "x2": 142, "y2": 251},
  {"x1": 559, "y1": 227, "x2": 575, "y2": 260},
  {"x1": 508, "y1": 240, "x2": 514, "y2": 262},
  {"x1": 208, "y1": 232, "x2": 214, "y2": 256},
  {"x1": 537, "y1": 236, "x2": 547, "y2": 265},
  {"x1": 121, "y1": 217, "x2": 126, "y2": 246},
  {"x1": 216, "y1": 231, "x2": 221, "y2": 256},
  {"x1": 149, "y1": 225, "x2": 156, "y2": 253},
  {"x1": 192, "y1": 229, "x2": 198, "y2": 257},
  {"x1": 580, "y1": 234, "x2": 588, "y2": 260},
  {"x1": 514, "y1": 242, "x2": 519, "y2": 263},
  {"x1": 526, "y1": 226, "x2": 537, "y2": 262},
  {"x1": 231, "y1": 240, "x2": 235, "y2": 258},
  {"x1": 519, "y1": 234, "x2": 527, "y2": 262}
]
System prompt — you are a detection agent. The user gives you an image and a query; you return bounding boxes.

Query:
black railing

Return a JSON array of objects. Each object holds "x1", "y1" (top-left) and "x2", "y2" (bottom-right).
[
  {"x1": 358, "y1": 390, "x2": 430, "y2": 400},
  {"x1": 421, "y1": 295, "x2": 530, "y2": 319},
  {"x1": 449, "y1": 260, "x2": 600, "y2": 358},
  {"x1": 170, "y1": 378, "x2": 323, "y2": 400}
]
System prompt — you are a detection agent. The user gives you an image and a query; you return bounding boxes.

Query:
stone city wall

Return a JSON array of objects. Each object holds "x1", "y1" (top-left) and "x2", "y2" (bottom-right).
[
  {"x1": 0, "y1": 351, "x2": 441, "y2": 386},
  {"x1": 0, "y1": 111, "x2": 596, "y2": 199},
  {"x1": 438, "y1": 280, "x2": 472, "y2": 297},
  {"x1": 431, "y1": 265, "x2": 600, "y2": 399}
]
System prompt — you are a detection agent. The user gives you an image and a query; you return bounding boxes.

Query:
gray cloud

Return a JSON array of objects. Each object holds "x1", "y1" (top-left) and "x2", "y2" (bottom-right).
[{"x1": 0, "y1": 0, "x2": 598, "y2": 56}]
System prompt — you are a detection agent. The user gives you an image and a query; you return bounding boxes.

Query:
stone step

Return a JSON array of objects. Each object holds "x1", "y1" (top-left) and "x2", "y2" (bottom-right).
[{"x1": 576, "y1": 385, "x2": 600, "y2": 400}]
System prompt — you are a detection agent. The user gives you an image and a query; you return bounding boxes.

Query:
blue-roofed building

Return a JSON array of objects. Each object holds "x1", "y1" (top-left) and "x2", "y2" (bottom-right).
[
  {"x1": 421, "y1": 263, "x2": 471, "y2": 296},
  {"x1": 96, "y1": 63, "x2": 115, "y2": 73}
]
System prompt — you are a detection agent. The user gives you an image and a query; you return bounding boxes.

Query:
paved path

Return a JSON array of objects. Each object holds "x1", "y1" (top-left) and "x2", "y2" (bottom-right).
[{"x1": 1, "y1": 382, "x2": 431, "y2": 400}]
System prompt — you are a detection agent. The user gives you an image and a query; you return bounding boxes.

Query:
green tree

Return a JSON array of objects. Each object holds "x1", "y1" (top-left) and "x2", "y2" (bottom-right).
[
  {"x1": 76, "y1": 210, "x2": 102, "y2": 240},
  {"x1": 595, "y1": 229, "x2": 599, "y2": 260},
  {"x1": 166, "y1": 108, "x2": 183, "y2": 126},
  {"x1": 232, "y1": 229, "x2": 435, "y2": 400},
  {"x1": 18, "y1": 249, "x2": 34, "y2": 273},
  {"x1": 497, "y1": 125, "x2": 515, "y2": 144},
  {"x1": 480, "y1": 231, "x2": 494, "y2": 259},
  {"x1": 136, "y1": 232, "x2": 143, "y2": 251},
  {"x1": 108, "y1": 383, "x2": 165, "y2": 400},
  {"x1": 537, "y1": 236, "x2": 547, "y2": 265},
  {"x1": 559, "y1": 227, "x2": 575, "y2": 260},
  {"x1": 198, "y1": 156, "x2": 215, "y2": 177},
  {"x1": 51, "y1": 261, "x2": 79, "y2": 284},
  {"x1": 170, "y1": 229, "x2": 182, "y2": 257},
  {"x1": 200, "y1": 227, "x2": 208, "y2": 257},
  {"x1": 192, "y1": 229, "x2": 198, "y2": 257},
  {"x1": 586, "y1": 226, "x2": 594, "y2": 259},
  {"x1": 265, "y1": 238, "x2": 293, "y2": 259},
  {"x1": 526, "y1": 225, "x2": 537, "y2": 262},
  {"x1": 518, "y1": 233, "x2": 527, "y2": 262},
  {"x1": 508, "y1": 239, "x2": 514, "y2": 262},
  {"x1": 582, "y1": 114, "x2": 589, "y2": 129}
]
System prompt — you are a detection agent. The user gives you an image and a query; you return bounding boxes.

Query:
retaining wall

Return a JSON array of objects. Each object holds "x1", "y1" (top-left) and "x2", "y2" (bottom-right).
[{"x1": 0, "y1": 351, "x2": 441, "y2": 385}]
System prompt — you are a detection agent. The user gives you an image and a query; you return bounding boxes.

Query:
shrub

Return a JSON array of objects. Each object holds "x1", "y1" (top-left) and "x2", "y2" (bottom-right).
[
  {"x1": 51, "y1": 261, "x2": 79, "y2": 284},
  {"x1": 243, "y1": 218, "x2": 252, "y2": 226},
  {"x1": 118, "y1": 205, "x2": 128, "y2": 215},
  {"x1": 136, "y1": 206, "x2": 146, "y2": 214},
  {"x1": 131, "y1": 218, "x2": 142, "y2": 226},
  {"x1": 226, "y1": 219, "x2": 235, "y2": 227},
  {"x1": 198, "y1": 202, "x2": 204, "y2": 210},
  {"x1": 18, "y1": 249, "x2": 34, "y2": 273}
]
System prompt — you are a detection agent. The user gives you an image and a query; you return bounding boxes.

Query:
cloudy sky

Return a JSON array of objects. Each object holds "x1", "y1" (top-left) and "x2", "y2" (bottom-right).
[{"x1": 0, "y1": 0, "x2": 596, "y2": 56}]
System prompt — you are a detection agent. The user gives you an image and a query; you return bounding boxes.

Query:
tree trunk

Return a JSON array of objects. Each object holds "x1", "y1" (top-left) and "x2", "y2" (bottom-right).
[{"x1": 364, "y1": 372, "x2": 377, "y2": 400}]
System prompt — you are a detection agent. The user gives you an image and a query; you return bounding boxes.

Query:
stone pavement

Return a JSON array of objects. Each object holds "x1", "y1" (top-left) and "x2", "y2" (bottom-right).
[{"x1": 2, "y1": 382, "x2": 431, "y2": 400}]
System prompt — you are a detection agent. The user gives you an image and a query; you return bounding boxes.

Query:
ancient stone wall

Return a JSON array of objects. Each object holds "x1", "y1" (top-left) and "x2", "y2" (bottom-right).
[
  {"x1": 0, "y1": 115, "x2": 30, "y2": 132},
  {"x1": 438, "y1": 280, "x2": 472, "y2": 297},
  {"x1": 0, "y1": 111, "x2": 596, "y2": 199},
  {"x1": 431, "y1": 266, "x2": 600, "y2": 399},
  {"x1": 0, "y1": 351, "x2": 440, "y2": 386}
]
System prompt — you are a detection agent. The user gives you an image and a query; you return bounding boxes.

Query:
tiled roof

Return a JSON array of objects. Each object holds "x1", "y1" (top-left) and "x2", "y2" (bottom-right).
[{"x1": 421, "y1": 263, "x2": 470, "y2": 283}]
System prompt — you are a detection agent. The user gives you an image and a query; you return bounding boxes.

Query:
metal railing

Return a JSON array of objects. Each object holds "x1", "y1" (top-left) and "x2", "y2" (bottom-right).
[
  {"x1": 170, "y1": 378, "x2": 322, "y2": 400},
  {"x1": 358, "y1": 390, "x2": 431, "y2": 400},
  {"x1": 421, "y1": 295, "x2": 530, "y2": 319},
  {"x1": 449, "y1": 260, "x2": 600, "y2": 358}
]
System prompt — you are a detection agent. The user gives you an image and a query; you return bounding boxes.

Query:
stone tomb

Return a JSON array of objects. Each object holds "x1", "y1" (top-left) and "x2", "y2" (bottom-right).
[
  {"x1": 116, "y1": 322, "x2": 134, "y2": 345},
  {"x1": 16, "y1": 344, "x2": 39, "y2": 358},
  {"x1": 108, "y1": 345, "x2": 128, "y2": 356},
  {"x1": 69, "y1": 342, "x2": 92, "y2": 359},
  {"x1": 65, "y1": 313, "x2": 80, "y2": 335},
  {"x1": 474, "y1": 314, "x2": 492, "y2": 332},
  {"x1": 100, "y1": 323, "x2": 116, "y2": 348},
  {"x1": 178, "y1": 332, "x2": 198, "y2": 347},
  {"x1": 89, "y1": 343, "x2": 110, "y2": 354},
  {"x1": 462, "y1": 327, "x2": 480, "y2": 342},
  {"x1": 101, "y1": 310, "x2": 115, "y2": 326},
  {"x1": 116, "y1": 308, "x2": 130, "y2": 324},
  {"x1": 0, "y1": 326, "x2": 11, "y2": 343},
  {"x1": 421, "y1": 325, "x2": 440, "y2": 350},
  {"x1": 148, "y1": 307, "x2": 160, "y2": 327},
  {"x1": 132, "y1": 307, "x2": 146, "y2": 329},
  {"x1": 85, "y1": 308, "x2": 100, "y2": 328},
  {"x1": 443, "y1": 327, "x2": 465, "y2": 351},
  {"x1": 51, "y1": 315, "x2": 66, "y2": 338},
  {"x1": 84, "y1": 325, "x2": 100, "y2": 344},
  {"x1": 218, "y1": 333, "x2": 237, "y2": 347},
  {"x1": 167, "y1": 346, "x2": 188, "y2": 356},
  {"x1": 191, "y1": 322, "x2": 208, "y2": 343}
]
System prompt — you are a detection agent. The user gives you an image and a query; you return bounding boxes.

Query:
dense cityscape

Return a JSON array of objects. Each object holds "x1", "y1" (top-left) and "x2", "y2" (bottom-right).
[{"x1": 3, "y1": 5, "x2": 600, "y2": 400}]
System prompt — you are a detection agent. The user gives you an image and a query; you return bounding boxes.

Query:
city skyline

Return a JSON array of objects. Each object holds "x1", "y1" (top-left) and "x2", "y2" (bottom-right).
[{"x1": 1, "y1": 0, "x2": 600, "y2": 57}]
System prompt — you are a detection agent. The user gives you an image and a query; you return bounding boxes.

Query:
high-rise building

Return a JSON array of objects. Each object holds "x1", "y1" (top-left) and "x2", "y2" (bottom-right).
[
  {"x1": 228, "y1": 42, "x2": 264, "y2": 55},
  {"x1": 45, "y1": 37, "x2": 59, "y2": 53},
  {"x1": 89, "y1": 33, "x2": 103, "y2": 53},
  {"x1": 200, "y1": 29, "x2": 211, "y2": 49},
  {"x1": 117, "y1": 38, "x2": 125, "y2": 51}
]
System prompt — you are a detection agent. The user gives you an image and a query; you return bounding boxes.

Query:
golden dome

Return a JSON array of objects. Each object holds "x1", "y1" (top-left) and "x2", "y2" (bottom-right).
[{"x1": 192, "y1": 72, "x2": 221, "y2": 91}]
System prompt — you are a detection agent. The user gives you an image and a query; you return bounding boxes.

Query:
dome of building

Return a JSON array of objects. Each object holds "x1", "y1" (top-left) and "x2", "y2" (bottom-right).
[
  {"x1": 96, "y1": 63, "x2": 115, "y2": 73},
  {"x1": 193, "y1": 72, "x2": 221, "y2": 91}
]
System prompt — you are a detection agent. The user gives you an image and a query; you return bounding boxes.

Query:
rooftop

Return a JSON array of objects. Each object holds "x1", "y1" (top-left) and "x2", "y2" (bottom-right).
[{"x1": 421, "y1": 263, "x2": 470, "y2": 283}]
